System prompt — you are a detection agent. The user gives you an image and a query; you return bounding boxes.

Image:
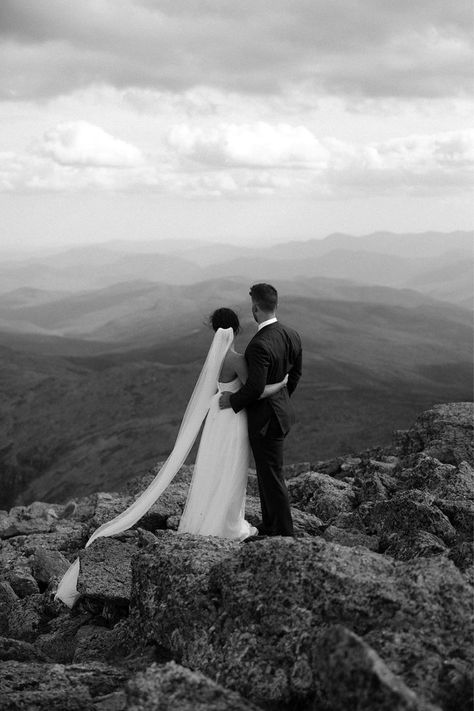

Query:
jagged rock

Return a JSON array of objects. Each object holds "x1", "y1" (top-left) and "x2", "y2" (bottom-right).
[
  {"x1": 5, "y1": 522, "x2": 90, "y2": 556},
  {"x1": 0, "y1": 582, "x2": 19, "y2": 636},
  {"x1": 0, "y1": 661, "x2": 129, "y2": 710},
  {"x1": 0, "y1": 636, "x2": 51, "y2": 662},
  {"x1": 0, "y1": 508, "x2": 55, "y2": 538},
  {"x1": 78, "y1": 536, "x2": 139, "y2": 604},
  {"x1": 313, "y1": 456, "x2": 346, "y2": 478},
  {"x1": 381, "y1": 531, "x2": 448, "y2": 561},
  {"x1": 395, "y1": 403, "x2": 474, "y2": 465},
  {"x1": 139, "y1": 481, "x2": 190, "y2": 531},
  {"x1": 434, "y1": 499, "x2": 474, "y2": 541},
  {"x1": 136, "y1": 528, "x2": 159, "y2": 547},
  {"x1": 70, "y1": 494, "x2": 98, "y2": 523},
  {"x1": 91, "y1": 493, "x2": 134, "y2": 529},
  {"x1": 7, "y1": 592, "x2": 56, "y2": 642},
  {"x1": 130, "y1": 532, "x2": 472, "y2": 710},
  {"x1": 244, "y1": 495, "x2": 324, "y2": 536},
  {"x1": 399, "y1": 456, "x2": 474, "y2": 500},
  {"x1": 165, "y1": 515, "x2": 181, "y2": 531},
  {"x1": 353, "y1": 469, "x2": 392, "y2": 504},
  {"x1": 332, "y1": 510, "x2": 367, "y2": 531},
  {"x1": 3, "y1": 563, "x2": 39, "y2": 598},
  {"x1": 453, "y1": 461, "x2": 474, "y2": 498},
  {"x1": 126, "y1": 661, "x2": 261, "y2": 711},
  {"x1": 0, "y1": 545, "x2": 40, "y2": 598},
  {"x1": 449, "y1": 540, "x2": 474, "y2": 572},
  {"x1": 287, "y1": 471, "x2": 354, "y2": 521},
  {"x1": 359, "y1": 490, "x2": 457, "y2": 545},
  {"x1": 340, "y1": 456, "x2": 362, "y2": 474},
  {"x1": 89, "y1": 484, "x2": 190, "y2": 535},
  {"x1": 73, "y1": 620, "x2": 133, "y2": 664},
  {"x1": 313, "y1": 625, "x2": 439, "y2": 710},
  {"x1": 322, "y1": 525, "x2": 380, "y2": 551},
  {"x1": 36, "y1": 612, "x2": 93, "y2": 663},
  {"x1": 31, "y1": 547, "x2": 70, "y2": 585}
]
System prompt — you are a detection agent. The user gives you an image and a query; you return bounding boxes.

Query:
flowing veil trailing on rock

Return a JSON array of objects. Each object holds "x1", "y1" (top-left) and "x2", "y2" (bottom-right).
[{"x1": 55, "y1": 327, "x2": 235, "y2": 608}]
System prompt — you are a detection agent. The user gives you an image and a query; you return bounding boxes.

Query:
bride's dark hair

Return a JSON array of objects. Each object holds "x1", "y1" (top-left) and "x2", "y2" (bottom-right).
[{"x1": 209, "y1": 307, "x2": 241, "y2": 334}]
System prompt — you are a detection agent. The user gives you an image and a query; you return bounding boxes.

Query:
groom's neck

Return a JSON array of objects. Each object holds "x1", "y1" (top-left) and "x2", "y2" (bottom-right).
[{"x1": 256, "y1": 311, "x2": 276, "y2": 324}]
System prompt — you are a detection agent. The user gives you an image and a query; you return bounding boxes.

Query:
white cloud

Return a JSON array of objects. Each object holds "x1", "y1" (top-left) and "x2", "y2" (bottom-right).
[
  {"x1": 326, "y1": 130, "x2": 474, "y2": 194},
  {"x1": 168, "y1": 122, "x2": 329, "y2": 168},
  {"x1": 35, "y1": 121, "x2": 144, "y2": 168},
  {"x1": 1, "y1": 120, "x2": 472, "y2": 198}
]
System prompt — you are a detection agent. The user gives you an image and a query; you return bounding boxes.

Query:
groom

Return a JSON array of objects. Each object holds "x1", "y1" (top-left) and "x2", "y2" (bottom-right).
[{"x1": 219, "y1": 283, "x2": 302, "y2": 537}]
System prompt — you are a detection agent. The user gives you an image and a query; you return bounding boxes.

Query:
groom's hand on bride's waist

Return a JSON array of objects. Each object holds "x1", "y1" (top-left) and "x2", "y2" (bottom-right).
[{"x1": 219, "y1": 391, "x2": 233, "y2": 409}]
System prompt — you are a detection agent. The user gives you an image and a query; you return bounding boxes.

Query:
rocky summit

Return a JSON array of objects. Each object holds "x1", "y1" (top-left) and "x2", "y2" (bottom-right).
[{"x1": 0, "y1": 402, "x2": 472, "y2": 711}]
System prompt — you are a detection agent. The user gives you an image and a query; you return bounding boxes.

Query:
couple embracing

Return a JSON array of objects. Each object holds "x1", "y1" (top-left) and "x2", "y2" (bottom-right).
[{"x1": 56, "y1": 283, "x2": 302, "y2": 607}]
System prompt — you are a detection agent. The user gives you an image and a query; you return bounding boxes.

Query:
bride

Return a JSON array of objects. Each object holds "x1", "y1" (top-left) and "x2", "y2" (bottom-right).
[{"x1": 55, "y1": 307, "x2": 287, "y2": 607}]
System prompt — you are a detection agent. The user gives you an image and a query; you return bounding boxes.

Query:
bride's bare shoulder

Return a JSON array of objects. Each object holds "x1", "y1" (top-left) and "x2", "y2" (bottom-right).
[
  {"x1": 226, "y1": 348, "x2": 244, "y2": 363},
  {"x1": 220, "y1": 348, "x2": 244, "y2": 377}
]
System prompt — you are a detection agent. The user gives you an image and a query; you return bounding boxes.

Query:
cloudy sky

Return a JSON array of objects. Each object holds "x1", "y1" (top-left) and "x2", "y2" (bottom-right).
[{"x1": 0, "y1": 0, "x2": 472, "y2": 250}]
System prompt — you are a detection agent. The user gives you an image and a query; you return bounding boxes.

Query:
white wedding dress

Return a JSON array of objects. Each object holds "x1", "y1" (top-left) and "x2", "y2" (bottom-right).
[
  {"x1": 55, "y1": 327, "x2": 256, "y2": 608},
  {"x1": 178, "y1": 376, "x2": 256, "y2": 540}
]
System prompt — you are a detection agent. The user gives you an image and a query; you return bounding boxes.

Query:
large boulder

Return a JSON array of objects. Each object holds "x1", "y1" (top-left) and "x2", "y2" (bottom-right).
[
  {"x1": 6, "y1": 592, "x2": 57, "y2": 642},
  {"x1": 0, "y1": 661, "x2": 128, "y2": 710},
  {"x1": 126, "y1": 661, "x2": 261, "y2": 711},
  {"x1": 78, "y1": 535, "x2": 139, "y2": 604},
  {"x1": 395, "y1": 403, "x2": 474, "y2": 465},
  {"x1": 130, "y1": 532, "x2": 472, "y2": 710},
  {"x1": 359, "y1": 490, "x2": 457, "y2": 545},
  {"x1": 31, "y1": 547, "x2": 70, "y2": 586},
  {"x1": 0, "y1": 636, "x2": 51, "y2": 662},
  {"x1": 287, "y1": 472, "x2": 354, "y2": 521},
  {"x1": 313, "y1": 625, "x2": 439, "y2": 711},
  {"x1": 434, "y1": 499, "x2": 474, "y2": 542},
  {"x1": 398, "y1": 456, "x2": 474, "y2": 501},
  {"x1": 244, "y1": 495, "x2": 324, "y2": 537},
  {"x1": 4, "y1": 522, "x2": 90, "y2": 557},
  {"x1": 0, "y1": 508, "x2": 55, "y2": 539},
  {"x1": 381, "y1": 531, "x2": 448, "y2": 561}
]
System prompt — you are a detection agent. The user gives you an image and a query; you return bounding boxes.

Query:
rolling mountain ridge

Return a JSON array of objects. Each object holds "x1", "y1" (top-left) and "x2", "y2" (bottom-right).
[{"x1": 0, "y1": 231, "x2": 471, "y2": 508}]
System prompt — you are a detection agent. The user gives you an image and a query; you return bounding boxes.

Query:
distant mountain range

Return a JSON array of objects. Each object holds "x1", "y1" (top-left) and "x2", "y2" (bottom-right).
[
  {"x1": 0, "y1": 230, "x2": 472, "y2": 508},
  {"x1": 1, "y1": 230, "x2": 472, "y2": 305}
]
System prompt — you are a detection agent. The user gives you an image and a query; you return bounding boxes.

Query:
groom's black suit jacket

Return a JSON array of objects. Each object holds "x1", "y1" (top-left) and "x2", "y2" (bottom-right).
[{"x1": 230, "y1": 321, "x2": 302, "y2": 436}]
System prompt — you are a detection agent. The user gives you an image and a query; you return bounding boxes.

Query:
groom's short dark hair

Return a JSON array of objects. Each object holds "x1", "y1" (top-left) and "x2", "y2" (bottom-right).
[{"x1": 250, "y1": 283, "x2": 278, "y2": 312}]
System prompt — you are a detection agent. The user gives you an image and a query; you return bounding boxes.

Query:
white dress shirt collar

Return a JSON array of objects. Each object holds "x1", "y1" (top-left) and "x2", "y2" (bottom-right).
[{"x1": 258, "y1": 317, "x2": 278, "y2": 331}]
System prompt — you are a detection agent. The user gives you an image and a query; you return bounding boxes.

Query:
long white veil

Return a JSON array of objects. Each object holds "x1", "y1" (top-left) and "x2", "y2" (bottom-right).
[{"x1": 55, "y1": 327, "x2": 234, "y2": 608}]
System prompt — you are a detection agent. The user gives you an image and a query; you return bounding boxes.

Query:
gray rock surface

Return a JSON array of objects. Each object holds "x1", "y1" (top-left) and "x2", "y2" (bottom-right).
[
  {"x1": 126, "y1": 661, "x2": 261, "y2": 711},
  {"x1": 130, "y1": 532, "x2": 472, "y2": 709},
  {"x1": 395, "y1": 402, "x2": 473, "y2": 464},
  {"x1": 78, "y1": 537, "x2": 139, "y2": 603},
  {"x1": 0, "y1": 661, "x2": 128, "y2": 710},
  {"x1": 1, "y1": 402, "x2": 473, "y2": 711},
  {"x1": 313, "y1": 625, "x2": 440, "y2": 710},
  {"x1": 287, "y1": 471, "x2": 355, "y2": 520}
]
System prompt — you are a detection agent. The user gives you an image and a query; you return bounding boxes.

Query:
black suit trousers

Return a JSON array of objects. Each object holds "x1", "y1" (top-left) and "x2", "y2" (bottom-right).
[{"x1": 249, "y1": 414, "x2": 294, "y2": 536}]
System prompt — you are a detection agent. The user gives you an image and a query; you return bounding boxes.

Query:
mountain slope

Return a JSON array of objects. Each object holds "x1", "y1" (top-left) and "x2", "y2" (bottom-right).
[{"x1": 0, "y1": 291, "x2": 471, "y2": 509}]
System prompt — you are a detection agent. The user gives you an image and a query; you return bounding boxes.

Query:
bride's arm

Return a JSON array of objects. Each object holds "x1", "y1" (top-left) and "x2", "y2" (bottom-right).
[
  {"x1": 233, "y1": 353, "x2": 288, "y2": 399},
  {"x1": 260, "y1": 374, "x2": 288, "y2": 399}
]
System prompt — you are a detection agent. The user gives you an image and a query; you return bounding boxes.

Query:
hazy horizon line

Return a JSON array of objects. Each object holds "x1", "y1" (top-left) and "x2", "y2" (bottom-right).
[{"x1": 1, "y1": 227, "x2": 472, "y2": 260}]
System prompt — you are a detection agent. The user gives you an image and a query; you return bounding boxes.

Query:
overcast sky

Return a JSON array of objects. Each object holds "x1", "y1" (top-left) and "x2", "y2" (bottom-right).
[{"x1": 0, "y1": 0, "x2": 472, "y2": 250}]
